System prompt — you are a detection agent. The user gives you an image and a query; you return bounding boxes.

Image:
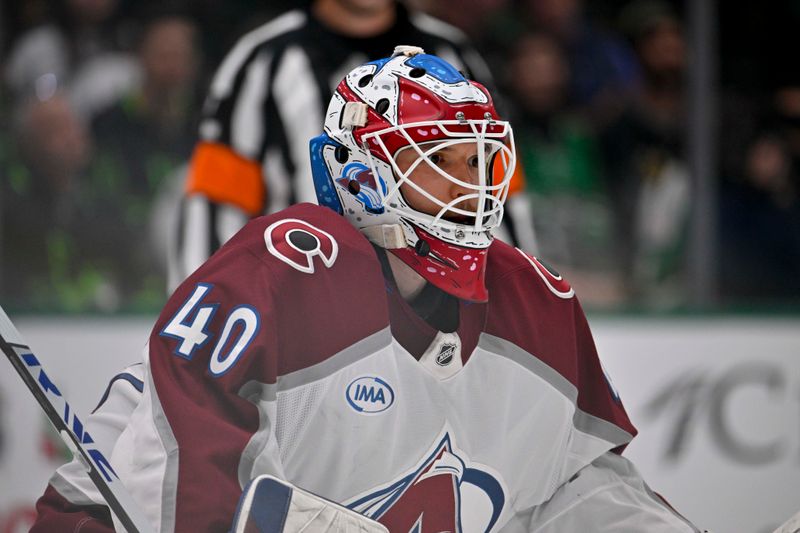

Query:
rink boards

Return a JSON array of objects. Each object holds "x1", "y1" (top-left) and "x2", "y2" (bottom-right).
[{"x1": 0, "y1": 315, "x2": 797, "y2": 533}]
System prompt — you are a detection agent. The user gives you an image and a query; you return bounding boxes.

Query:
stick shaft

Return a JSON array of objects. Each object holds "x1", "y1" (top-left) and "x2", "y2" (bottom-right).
[{"x1": 0, "y1": 307, "x2": 155, "y2": 533}]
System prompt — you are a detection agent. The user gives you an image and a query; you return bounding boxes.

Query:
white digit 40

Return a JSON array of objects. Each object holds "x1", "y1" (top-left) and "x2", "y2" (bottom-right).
[{"x1": 160, "y1": 284, "x2": 260, "y2": 376}]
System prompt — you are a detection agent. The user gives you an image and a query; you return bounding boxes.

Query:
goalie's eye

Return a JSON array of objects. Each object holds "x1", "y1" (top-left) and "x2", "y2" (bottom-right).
[
  {"x1": 429, "y1": 153, "x2": 444, "y2": 166},
  {"x1": 468, "y1": 155, "x2": 480, "y2": 169}
]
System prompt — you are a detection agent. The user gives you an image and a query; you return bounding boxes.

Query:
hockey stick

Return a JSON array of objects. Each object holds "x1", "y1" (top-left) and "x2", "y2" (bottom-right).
[{"x1": 0, "y1": 304, "x2": 155, "y2": 533}]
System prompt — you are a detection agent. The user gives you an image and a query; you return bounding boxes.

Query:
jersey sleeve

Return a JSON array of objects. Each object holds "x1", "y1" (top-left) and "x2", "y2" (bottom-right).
[
  {"x1": 121, "y1": 238, "x2": 282, "y2": 532},
  {"x1": 177, "y1": 35, "x2": 276, "y2": 285},
  {"x1": 525, "y1": 452, "x2": 700, "y2": 532},
  {"x1": 178, "y1": 45, "x2": 272, "y2": 285},
  {"x1": 485, "y1": 245, "x2": 636, "y2": 471},
  {"x1": 529, "y1": 254, "x2": 637, "y2": 448},
  {"x1": 570, "y1": 292, "x2": 637, "y2": 450},
  {"x1": 31, "y1": 488, "x2": 114, "y2": 533},
  {"x1": 185, "y1": 33, "x2": 276, "y2": 216},
  {"x1": 30, "y1": 364, "x2": 145, "y2": 533},
  {"x1": 186, "y1": 142, "x2": 265, "y2": 216},
  {"x1": 119, "y1": 204, "x2": 390, "y2": 532}
]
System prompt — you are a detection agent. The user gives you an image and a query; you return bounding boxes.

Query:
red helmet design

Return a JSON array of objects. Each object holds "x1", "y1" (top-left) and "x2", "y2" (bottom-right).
[{"x1": 311, "y1": 46, "x2": 517, "y2": 301}]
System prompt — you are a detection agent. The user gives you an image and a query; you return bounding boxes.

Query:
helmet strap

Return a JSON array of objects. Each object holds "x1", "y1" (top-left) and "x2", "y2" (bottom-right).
[{"x1": 361, "y1": 224, "x2": 407, "y2": 249}]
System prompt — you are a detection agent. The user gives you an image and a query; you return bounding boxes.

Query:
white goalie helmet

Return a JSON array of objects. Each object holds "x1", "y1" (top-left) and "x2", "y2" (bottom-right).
[{"x1": 310, "y1": 46, "x2": 516, "y2": 301}]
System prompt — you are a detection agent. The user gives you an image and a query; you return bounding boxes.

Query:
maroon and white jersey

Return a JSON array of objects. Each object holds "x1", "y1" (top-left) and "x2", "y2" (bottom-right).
[{"x1": 33, "y1": 203, "x2": 698, "y2": 532}]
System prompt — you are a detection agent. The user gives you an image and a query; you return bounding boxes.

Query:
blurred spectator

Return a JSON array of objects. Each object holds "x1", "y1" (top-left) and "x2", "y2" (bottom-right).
[
  {"x1": 522, "y1": 0, "x2": 640, "y2": 126},
  {"x1": 508, "y1": 32, "x2": 622, "y2": 308},
  {"x1": 720, "y1": 86, "x2": 800, "y2": 302},
  {"x1": 86, "y1": 11, "x2": 203, "y2": 310},
  {"x1": 187, "y1": 0, "x2": 288, "y2": 69},
  {"x1": 4, "y1": 0, "x2": 138, "y2": 118},
  {"x1": 599, "y1": 0, "x2": 689, "y2": 308},
  {"x1": 412, "y1": 0, "x2": 512, "y2": 43},
  {"x1": 0, "y1": 97, "x2": 174, "y2": 314},
  {"x1": 0, "y1": 93, "x2": 104, "y2": 311},
  {"x1": 91, "y1": 12, "x2": 200, "y2": 194}
]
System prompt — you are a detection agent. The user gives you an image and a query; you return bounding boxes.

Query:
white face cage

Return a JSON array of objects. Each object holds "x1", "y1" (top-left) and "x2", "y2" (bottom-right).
[{"x1": 360, "y1": 118, "x2": 516, "y2": 236}]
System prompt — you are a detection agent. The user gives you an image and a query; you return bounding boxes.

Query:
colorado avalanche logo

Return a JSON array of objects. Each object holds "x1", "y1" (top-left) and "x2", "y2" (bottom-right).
[
  {"x1": 436, "y1": 344, "x2": 456, "y2": 366},
  {"x1": 264, "y1": 219, "x2": 338, "y2": 274},
  {"x1": 347, "y1": 432, "x2": 506, "y2": 532},
  {"x1": 337, "y1": 162, "x2": 386, "y2": 214}
]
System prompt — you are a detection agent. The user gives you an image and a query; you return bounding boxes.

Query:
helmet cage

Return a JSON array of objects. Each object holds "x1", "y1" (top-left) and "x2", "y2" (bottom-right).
[{"x1": 361, "y1": 118, "x2": 516, "y2": 240}]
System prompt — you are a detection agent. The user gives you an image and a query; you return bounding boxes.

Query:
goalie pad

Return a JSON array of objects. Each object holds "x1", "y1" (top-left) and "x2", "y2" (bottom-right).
[{"x1": 231, "y1": 476, "x2": 388, "y2": 533}]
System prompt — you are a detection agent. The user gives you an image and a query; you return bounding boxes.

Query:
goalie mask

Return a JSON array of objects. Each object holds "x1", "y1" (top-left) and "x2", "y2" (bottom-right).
[{"x1": 310, "y1": 46, "x2": 516, "y2": 302}]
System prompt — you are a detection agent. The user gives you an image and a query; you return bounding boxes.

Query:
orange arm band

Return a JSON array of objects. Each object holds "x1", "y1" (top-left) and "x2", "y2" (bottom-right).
[{"x1": 186, "y1": 142, "x2": 266, "y2": 216}]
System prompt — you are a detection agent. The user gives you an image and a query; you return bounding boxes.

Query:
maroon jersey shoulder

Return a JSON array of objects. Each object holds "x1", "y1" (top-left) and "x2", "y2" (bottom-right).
[
  {"x1": 484, "y1": 240, "x2": 635, "y2": 438},
  {"x1": 31, "y1": 485, "x2": 114, "y2": 533},
  {"x1": 159, "y1": 203, "x2": 390, "y2": 379},
  {"x1": 483, "y1": 240, "x2": 579, "y2": 375},
  {"x1": 485, "y1": 240, "x2": 575, "y2": 302},
  {"x1": 145, "y1": 203, "x2": 397, "y2": 531}
]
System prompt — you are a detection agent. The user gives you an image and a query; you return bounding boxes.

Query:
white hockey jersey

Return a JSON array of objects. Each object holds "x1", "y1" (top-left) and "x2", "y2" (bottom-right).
[{"x1": 33, "y1": 203, "x2": 699, "y2": 533}]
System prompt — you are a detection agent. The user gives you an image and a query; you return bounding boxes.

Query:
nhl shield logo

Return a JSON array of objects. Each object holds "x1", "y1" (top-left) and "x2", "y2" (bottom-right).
[
  {"x1": 436, "y1": 343, "x2": 456, "y2": 366},
  {"x1": 346, "y1": 430, "x2": 507, "y2": 532}
]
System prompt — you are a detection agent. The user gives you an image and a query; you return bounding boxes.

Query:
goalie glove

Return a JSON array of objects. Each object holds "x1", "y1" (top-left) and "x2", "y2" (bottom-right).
[{"x1": 231, "y1": 476, "x2": 389, "y2": 533}]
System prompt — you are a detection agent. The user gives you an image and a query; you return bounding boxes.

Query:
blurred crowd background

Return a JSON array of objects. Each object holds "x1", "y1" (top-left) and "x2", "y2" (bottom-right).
[{"x1": 1, "y1": 0, "x2": 799, "y2": 314}]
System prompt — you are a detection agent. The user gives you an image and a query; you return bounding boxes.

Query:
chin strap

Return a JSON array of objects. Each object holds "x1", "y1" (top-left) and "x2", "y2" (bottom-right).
[{"x1": 361, "y1": 224, "x2": 407, "y2": 249}]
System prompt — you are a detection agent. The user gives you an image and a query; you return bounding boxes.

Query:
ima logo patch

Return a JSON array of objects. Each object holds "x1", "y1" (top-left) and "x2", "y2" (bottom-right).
[
  {"x1": 346, "y1": 430, "x2": 507, "y2": 532},
  {"x1": 264, "y1": 219, "x2": 338, "y2": 274},
  {"x1": 346, "y1": 376, "x2": 395, "y2": 414}
]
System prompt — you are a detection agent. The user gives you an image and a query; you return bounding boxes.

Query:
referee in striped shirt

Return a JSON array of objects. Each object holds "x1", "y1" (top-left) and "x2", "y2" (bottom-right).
[{"x1": 174, "y1": 0, "x2": 535, "y2": 286}]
